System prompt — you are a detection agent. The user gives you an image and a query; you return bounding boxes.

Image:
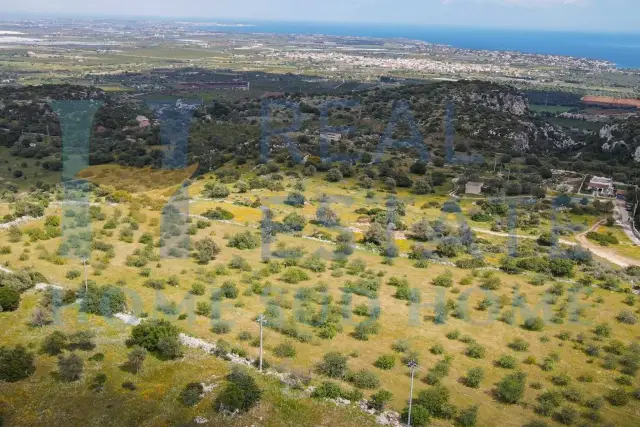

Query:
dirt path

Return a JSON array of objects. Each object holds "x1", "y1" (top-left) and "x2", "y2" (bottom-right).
[
  {"x1": 473, "y1": 222, "x2": 640, "y2": 268},
  {"x1": 574, "y1": 220, "x2": 639, "y2": 267}
]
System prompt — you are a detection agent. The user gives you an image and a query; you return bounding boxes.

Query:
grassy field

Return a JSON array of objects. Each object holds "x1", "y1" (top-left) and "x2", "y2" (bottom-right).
[
  {"x1": 0, "y1": 293, "x2": 379, "y2": 427},
  {"x1": 529, "y1": 105, "x2": 574, "y2": 114},
  {"x1": 0, "y1": 147, "x2": 60, "y2": 190},
  {"x1": 1, "y1": 166, "x2": 639, "y2": 427},
  {"x1": 593, "y1": 225, "x2": 640, "y2": 261}
]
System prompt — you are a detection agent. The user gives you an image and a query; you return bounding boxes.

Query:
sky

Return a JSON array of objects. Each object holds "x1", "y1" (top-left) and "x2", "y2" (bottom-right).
[{"x1": 2, "y1": 0, "x2": 638, "y2": 32}]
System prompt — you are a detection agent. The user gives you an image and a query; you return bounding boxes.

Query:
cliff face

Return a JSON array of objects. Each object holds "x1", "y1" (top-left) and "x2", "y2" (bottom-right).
[
  {"x1": 467, "y1": 91, "x2": 529, "y2": 116},
  {"x1": 445, "y1": 81, "x2": 576, "y2": 151},
  {"x1": 598, "y1": 117, "x2": 640, "y2": 162}
]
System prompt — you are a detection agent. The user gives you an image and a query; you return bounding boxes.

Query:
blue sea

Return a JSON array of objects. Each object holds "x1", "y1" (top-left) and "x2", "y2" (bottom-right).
[{"x1": 196, "y1": 21, "x2": 640, "y2": 69}]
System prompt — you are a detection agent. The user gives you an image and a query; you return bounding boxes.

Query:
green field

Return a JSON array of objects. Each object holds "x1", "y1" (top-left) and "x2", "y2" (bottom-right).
[{"x1": 529, "y1": 104, "x2": 574, "y2": 114}]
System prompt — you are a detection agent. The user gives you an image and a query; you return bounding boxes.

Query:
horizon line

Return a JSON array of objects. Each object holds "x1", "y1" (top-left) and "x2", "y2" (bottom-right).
[{"x1": 1, "y1": 12, "x2": 640, "y2": 34}]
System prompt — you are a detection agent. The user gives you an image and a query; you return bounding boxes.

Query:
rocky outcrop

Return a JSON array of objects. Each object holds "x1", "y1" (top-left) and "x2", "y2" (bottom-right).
[
  {"x1": 599, "y1": 123, "x2": 619, "y2": 142},
  {"x1": 467, "y1": 90, "x2": 529, "y2": 116},
  {"x1": 597, "y1": 117, "x2": 640, "y2": 160}
]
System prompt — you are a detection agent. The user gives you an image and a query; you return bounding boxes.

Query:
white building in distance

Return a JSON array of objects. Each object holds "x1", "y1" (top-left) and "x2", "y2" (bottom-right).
[{"x1": 587, "y1": 176, "x2": 614, "y2": 196}]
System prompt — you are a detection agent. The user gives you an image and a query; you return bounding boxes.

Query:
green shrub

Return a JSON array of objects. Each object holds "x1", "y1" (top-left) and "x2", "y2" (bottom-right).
[
  {"x1": 202, "y1": 207, "x2": 234, "y2": 220},
  {"x1": 312, "y1": 381, "x2": 343, "y2": 399},
  {"x1": 508, "y1": 338, "x2": 530, "y2": 352},
  {"x1": 523, "y1": 316, "x2": 545, "y2": 331},
  {"x1": 214, "y1": 368, "x2": 262, "y2": 413},
  {"x1": 143, "y1": 278, "x2": 166, "y2": 290},
  {"x1": 67, "y1": 330, "x2": 96, "y2": 351},
  {"x1": 284, "y1": 191, "x2": 306, "y2": 206},
  {"x1": 129, "y1": 319, "x2": 182, "y2": 360},
  {"x1": 594, "y1": 322, "x2": 612, "y2": 337},
  {"x1": 352, "y1": 319, "x2": 380, "y2": 341},
  {"x1": 40, "y1": 331, "x2": 68, "y2": 356},
  {"x1": 430, "y1": 343, "x2": 445, "y2": 355},
  {"x1": 434, "y1": 302, "x2": 449, "y2": 324},
  {"x1": 180, "y1": 382, "x2": 204, "y2": 406},
  {"x1": 392, "y1": 339, "x2": 410, "y2": 352},
  {"x1": 374, "y1": 355, "x2": 396, "y2": 370},
  {"x1": 205, "y1": 184, "x2": 230, "y2": 199},
  {"x1": 496, "y1": 354, "x2": 518, "y2": 369},
  {"x1": 368, "y1": 389, "x2": 393, "y2": 411},
  {"x1": 227, "y1": 231, "x2": 260, "y2": 250},
  {"x1": 537, "y1": 232, "x2": 558, "y2": 247},
  {"x1": 300, "y1": 255, "x2": 327, "y2": 272},
  {"x1": 586, "y1": 231, "x2": 619, "y2": 246},
  {"x1": 401, "y1": 405, "x2": 430, "y2": 426},
  {"x1": 616, "y1": 310, "x2": 638, "y2": 325},
  {"x1": 195, "y1": 301, "x2": 212, "y2": 317},
  {"x1": 346, "y1": 259, "x2": 367, "y2": 275},
  {"x1": 58, "y1": 353, "x2": 83, "y2": 381},
  {"x1": 496, "y1": 371, "x2": 527, "y2": 404},
  {"x1": 156, "y1": 301, "x2": 179, "y2": 315},
  {"x1": 457, "y1": 405, "x2": 479, "y2": 427},
  {"x1": 353, "y1": 303, "x2": 370, "y2": 317},
  {"x1": 282, "y1": 212, "x2": 307, "y2": 231},
  {"x1": 273, "y1": 342, "x2": 296, "y2": 358},
  {"x1": 394, "y1": 285, "x2": 421, "y2": 302},
  {"x1": 479, "y1": 273, "x2": 501, "y2": 290},
  {"x1": 465, "y1": 343, "x2": 486, "y2": 359},
  {"x1": 237, "y1": 332, "x2": 252, "y2": 343},
  {"x1": 446, "y1": 330, "x2": 461, "y2": 340},
  {"x1": 606, "y1": 388, "x2": 630, "y2": 406},
  {"x1": 281, "y1": 268, "x2": 310, "y2": 284},
  {"x1": 554, "y1": 407, "x2": 578, "y2": 425},
  {"x1": 0, "y1": 345, "x2": 36, "y2": 382},
  {"x1": 89, "y1": 372, "x2": 107, "y2": 392},
  {"x1": 0, "y1": 287, "x2": 20, "y2": 311},
  {"x1": 66, "y1": 269, "x2": 81, "y2": 280},
  {"x1": 432, "y1": 271, "x2": 454, "y2": 288},
  {"x1": 125, "y1": 347, "x2": 147, "y2": 374},
  {"x1": 348, "y1": 369, "x2": 380, "y2": 389},
  {"x1": 414, "y1": 385, "x2": 453, "y2": 419},
  {"x1": 190, "y1": 283, "x2": 206, "y2": 295},
  {"x1": 81, "y1": 284, "x2": 126, "y2": 316},
  {"x1": 464, "y1": 367, "x2": 484, "y2": 388},
  {"x1": 193, "y1": 238, "x2": 221, "y2": 264},
  {"x1": 316, "y1": 352, "x2": 348, "y2": 378},
  {"x1": 211, "y1": 321, "x2": 231, "y2": 335},
  {"x1": 425, "y1": 357, "x2": 452, "y2": 385},
  {"x1": 536, "y1": 390, "x2": 563, "y2": 415},
  {"x1": 551, "y1": 373, "x2": 571, "y2": 386},
  {"x1": 228, "y1": 255, "x2": 251, "y2": 271},
  {"x1": 220, "y1": 281, "x2": 239, "y2": 299},
  {"x1": 616, "y1": 375, "x2": 633, "y2": 386}
]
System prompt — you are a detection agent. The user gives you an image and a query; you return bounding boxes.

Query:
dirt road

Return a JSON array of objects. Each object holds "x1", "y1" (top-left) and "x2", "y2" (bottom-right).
[{"x1": 473, "y1": 222, "x2": 640, "y2": 268}]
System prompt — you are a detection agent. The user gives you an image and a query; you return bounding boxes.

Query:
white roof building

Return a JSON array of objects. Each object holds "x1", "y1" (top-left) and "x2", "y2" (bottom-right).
[{"x1": 465, "y1": 181, "x2": 484, "y2": 195}]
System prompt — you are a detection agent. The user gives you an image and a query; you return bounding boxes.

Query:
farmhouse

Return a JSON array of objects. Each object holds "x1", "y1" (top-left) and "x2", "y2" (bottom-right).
[
  {"x1": 323, "y1": 132, "x2": 343, "y2": 142},
  {"x1": 587, "y1": 176, "x2": 614, "y2": 196},
  {"x1": 465, "y1": 181, "x2": 484, "y2": 195}
]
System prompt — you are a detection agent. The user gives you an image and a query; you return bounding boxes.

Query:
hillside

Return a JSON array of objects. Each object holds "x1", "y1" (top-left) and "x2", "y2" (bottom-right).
[
  {"x1": 0, "y1": 81, "x2": 582, "y2": 174},
  {"x1": 1, "y1": 155, "x2": 640, "y2": 427}
]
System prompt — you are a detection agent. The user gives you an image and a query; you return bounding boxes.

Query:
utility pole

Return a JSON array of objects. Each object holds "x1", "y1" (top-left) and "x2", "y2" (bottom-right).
[
  {"x1": 406, "y1": 360, "x2": 419, "y2": 427},
  {"x1": 81, "y1": 257, "x2": 89, "y2": 294},
  {"x1": 256, "y1": 314, "x2": 267, "y2": 372}
]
